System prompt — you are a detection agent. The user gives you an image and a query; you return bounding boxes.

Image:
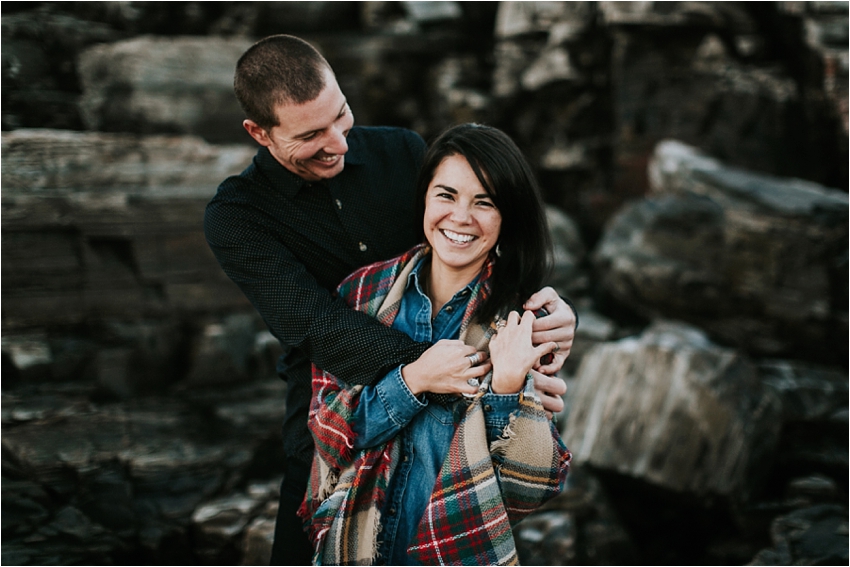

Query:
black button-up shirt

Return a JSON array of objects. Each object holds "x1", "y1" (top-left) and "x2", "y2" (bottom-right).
[{"x1": 204, "y1": 126, "x2": 431, "y2": 464}]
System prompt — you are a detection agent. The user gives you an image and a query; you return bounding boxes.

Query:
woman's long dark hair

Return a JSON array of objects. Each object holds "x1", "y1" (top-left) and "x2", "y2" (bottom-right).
[{"x1": 414, "y1": 123, "x2": 552, "y2": 324}]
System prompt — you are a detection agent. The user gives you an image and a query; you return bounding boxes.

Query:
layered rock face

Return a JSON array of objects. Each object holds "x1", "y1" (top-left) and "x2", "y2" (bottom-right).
[
  {"x1": 595, "y1": 140, "x2": 848, "y2": 362},
  {"x1": 2, "y1": 1, "x2": 847, "y2": 565}
]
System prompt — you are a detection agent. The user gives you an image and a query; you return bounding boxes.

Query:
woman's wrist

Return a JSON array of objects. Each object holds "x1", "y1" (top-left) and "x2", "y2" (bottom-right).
[
  {"x1": 400, "y1": 361, "x2": 425, "y2": 395},
  {"x1": 490, "y1": 369, "x2": 526, "y2": 394}
]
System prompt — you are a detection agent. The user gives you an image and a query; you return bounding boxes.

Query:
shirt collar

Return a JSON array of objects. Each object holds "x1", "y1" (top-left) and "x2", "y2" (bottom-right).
[
  {"x1": 254, "y1": 130, "x2": 365, "y2": 198},
  {"x1": 405, "y1": 254, "x2": 480, "y2": 301}
]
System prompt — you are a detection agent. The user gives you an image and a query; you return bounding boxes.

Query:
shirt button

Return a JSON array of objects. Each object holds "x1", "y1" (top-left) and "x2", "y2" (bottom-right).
[
  {"x1": 359, "y1": 242, "x2": 368, "y2": 252},
  {"x1": 403, "y1": 455, "x2": 409, "y2": 462},
  {"x1": 445, "y1": 305, "x2": 453, "y2": 313},
  {"x1": 335, "y1": 199, "x2": 342, "y2": 210},
  {"x1": 484, "y1": 404, "x2": 492, "y2": 412},
  {"x1": 389, "y1": 507, "x2": 397, "y2": 516}
]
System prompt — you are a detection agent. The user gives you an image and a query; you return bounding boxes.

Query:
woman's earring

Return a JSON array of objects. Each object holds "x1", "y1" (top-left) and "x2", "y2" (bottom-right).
[{"x1": 495, "y1": 243, "x2": 502, "y2": 257}]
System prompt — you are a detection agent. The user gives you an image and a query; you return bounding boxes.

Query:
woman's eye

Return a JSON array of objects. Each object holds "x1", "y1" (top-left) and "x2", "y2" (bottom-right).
[
  {"x1": 436, "y1": 192, "x2": 454, "y2": 200},
  {"x1": 477, "y1": 200, "x2": 495, "y2": 208}
]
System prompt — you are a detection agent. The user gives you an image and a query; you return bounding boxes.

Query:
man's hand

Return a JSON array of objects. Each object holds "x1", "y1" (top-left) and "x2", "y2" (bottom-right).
[
  {"x1": 531, "y1": 369, "x2": 566, "y2": 417},
  {"x1": 524, "y1": 287, "x2": 576, "y2": 375}
]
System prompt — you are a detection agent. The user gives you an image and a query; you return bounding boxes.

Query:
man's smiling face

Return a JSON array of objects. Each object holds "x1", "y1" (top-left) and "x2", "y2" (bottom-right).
[{"x1": 246, "y1": 66, "x2": 354, "y2": 182}]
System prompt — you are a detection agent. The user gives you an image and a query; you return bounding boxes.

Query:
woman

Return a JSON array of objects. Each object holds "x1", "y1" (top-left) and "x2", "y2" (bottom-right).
[{"x1": 298, "y1": 124, "x2": 572, "y2": 565}]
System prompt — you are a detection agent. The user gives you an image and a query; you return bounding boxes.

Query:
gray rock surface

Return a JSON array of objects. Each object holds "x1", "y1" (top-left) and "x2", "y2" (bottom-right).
[
  {"x1": 514, "y1": 467, "x2": 638, "y2": 565},
  {"x1": 546, "y1": 205, "x2": 587, "y2": 299},
  {"x1": 749, "y1": 504, "x2": 849, "y2": 565},
  {"x1": 2, "y1": 379, "x2": 286, "y2": 564},
  {"x1": 1, "y1": 130, "x2": 253, "y2": 330},
  {"x1": 77, "y1": 37, "x2": 253, "y2": 143},
  {"x1": 564, "y1": 321, "x2": 782, "y2": 501},
  {"x1": 594, "y1": 140, "x2": 848, "y2": 361}
]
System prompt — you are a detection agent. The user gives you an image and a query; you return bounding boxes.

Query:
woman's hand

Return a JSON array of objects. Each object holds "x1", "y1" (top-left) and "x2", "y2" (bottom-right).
[
  {"x1": 401, "y1": 339, "x2": 491, "y2": 396},
  {"x1": 489, "y1": 310, "x2": 559, "y2": 394}
]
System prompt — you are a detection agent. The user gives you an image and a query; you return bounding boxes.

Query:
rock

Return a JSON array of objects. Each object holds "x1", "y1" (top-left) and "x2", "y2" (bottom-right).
[
  {"x1": 785, "y1": 474, "x2": 840, "y2": 505},
  {"x1": 515, "y1": 467, "x2": 638, "y2": 565},
  {"x1": 1, "y1": 335, "x2": 52, "y2": 382},
  {"x1": 563, "y1": 321, "x2": 782, "y2": 502},
  {"x1": 427, "y1": 56, "x2": 492, "y2": 132},
  {"x1": 1, "y1": 130, "x2": 253, "y2": 330},
  {"x1": 546, "y1": 205, "x2": 587, "y2": 299},
  {"x1": 192, "y1": 492, "x2": 264, "y2": 563},
  {"x1": 608, "y1": 16, "x2": 846, "y2": 202},
  {"x1": 759, "y1": 359, "x2": 847, "y2": 423},
  {"x1": 242, "y1": 512, "x2": 276, "y2": 566},
  {"x1": 95, "y1": 320, "x2": 187, "y2": 398},
  {"x1": 594, "y1": 140, "x2": 848, "y2": 361},
  {"x1": 599, "y1": 1, "x2": 756, "y2": 29},
  {"x1": 1, "y1": 379, "x2": 287, "y2": 564},
  {"x1": 1, "y1": 10, "x2": 119, "y2": 131},
  {"x1": 1, "y1": 129, "x2": 255, "y2": 192},
  {"x1": 77, "y1": 37, "x2": 253, "y2": 143},
  {"x1": 759, "y1": 359, "x2": 849, "y2": 482},
  {"x1": 749, "y1": 504, "x2": 849, "y2": 565},
  {"x1": 563, "y1": 306, "x2": 619, "y2": 376},
  {"x1": 794, "y1": 1, "x2": 849, "y2": 141},
  {"x1": 403, "y1": 1, "x2": 463, "y2": 25},
  {"x1": 515, "y1": 510, "x2": 578, "y2": 565},
  {"x1": 495, "y1": 1, "x2": 593, "y2": 41},
  {"x1": 492, "y1": 2, "x2": 593, "y2": 98},
  {"x1": 185, "y1": 314, "x2": 262, "y2": 387}
]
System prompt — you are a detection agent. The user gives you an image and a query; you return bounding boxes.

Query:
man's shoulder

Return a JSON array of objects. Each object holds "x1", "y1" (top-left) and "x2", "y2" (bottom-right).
[
  {"x1": 350, "y1": 125, "x2": 424, "y2": 145},
  {"x1": 347, "y1": 126, "x2": 426, "y2": 164}
]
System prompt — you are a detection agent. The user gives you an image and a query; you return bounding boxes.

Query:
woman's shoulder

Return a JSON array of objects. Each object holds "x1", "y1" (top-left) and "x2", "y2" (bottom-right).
[{"x1": 337, "y1": 244, "x2": 426, "y2": 297}]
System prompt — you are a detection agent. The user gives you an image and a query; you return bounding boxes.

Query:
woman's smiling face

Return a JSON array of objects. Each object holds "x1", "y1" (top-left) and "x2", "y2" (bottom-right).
[{"x1": 423, "y1": 154, "x2": 502, "y2": 278}]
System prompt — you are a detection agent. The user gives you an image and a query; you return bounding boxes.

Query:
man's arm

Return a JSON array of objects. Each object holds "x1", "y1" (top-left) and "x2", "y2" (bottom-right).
[{"x1": 205, "y1": 200, "x2": 429, "y2": 387}]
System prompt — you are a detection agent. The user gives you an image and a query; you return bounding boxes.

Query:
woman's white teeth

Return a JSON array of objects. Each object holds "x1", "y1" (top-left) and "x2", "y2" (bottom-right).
[
  {"x1": 442, "y1": 229, "x2": 475, "y2": 244},
  {"x1": 316, "y1": 156, "x2": 337, "y2": 162}
]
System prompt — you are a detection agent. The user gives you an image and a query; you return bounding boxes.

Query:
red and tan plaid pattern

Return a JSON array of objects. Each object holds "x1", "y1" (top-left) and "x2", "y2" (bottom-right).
[{"x1": 299, "y1": 245, "x2": 570, "y2": 565}]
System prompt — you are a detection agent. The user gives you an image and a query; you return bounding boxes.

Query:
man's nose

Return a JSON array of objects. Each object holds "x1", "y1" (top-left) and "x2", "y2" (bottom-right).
[{"x1": 324, "y1": 126, "x2": 348, "y2": 155}]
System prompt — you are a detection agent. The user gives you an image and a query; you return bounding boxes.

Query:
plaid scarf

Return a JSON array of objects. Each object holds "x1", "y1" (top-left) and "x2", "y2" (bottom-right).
[{"x1": 298, "y1": 244, "x2": 571, "y2": 565}]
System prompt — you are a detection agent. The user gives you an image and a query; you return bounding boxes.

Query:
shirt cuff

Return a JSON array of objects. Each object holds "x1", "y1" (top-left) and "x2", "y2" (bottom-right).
[
  {"x1": 376, "y1": 365, "x2": 427, "y2": 428},
  {"x1": 481, "y1": 390, "x2": 520, "y2": 430}
]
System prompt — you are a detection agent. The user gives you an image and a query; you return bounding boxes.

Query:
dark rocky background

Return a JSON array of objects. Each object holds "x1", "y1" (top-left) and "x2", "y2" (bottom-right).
[{"x1": 2, "y1": 2, "x2": 847, "y2": 565}]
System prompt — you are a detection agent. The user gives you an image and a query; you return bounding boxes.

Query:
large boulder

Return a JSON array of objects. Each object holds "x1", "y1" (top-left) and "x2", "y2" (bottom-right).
[
  {"x1": 605, "y1": 3, "x2": 846, "y2": 197},
  {"x1": 77, "y1": 37, "x2": 253, "y2": 144},
  {"x1": 594, "y1": 140, "x2": 848, "y2": 361},
  {"x1": 1, "y1": 130, "x2": 254, "y2": 330},
  {"x1": 563, "y1": 321, "x2": 782, "y2": 503}
]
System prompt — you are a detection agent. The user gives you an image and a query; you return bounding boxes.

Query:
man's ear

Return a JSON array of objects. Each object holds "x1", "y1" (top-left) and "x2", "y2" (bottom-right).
[{"x1": 243, "y1": 119, "x2": 272, "y2": 147}]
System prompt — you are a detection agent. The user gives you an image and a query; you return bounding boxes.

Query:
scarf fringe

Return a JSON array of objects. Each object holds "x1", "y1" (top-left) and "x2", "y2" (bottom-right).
[
  {"x1": 317, "y1": 467, "x2": 339, "y2": 502},
  {"x1": 490, "y1": 412, "x2": 518, "y2": 458}
]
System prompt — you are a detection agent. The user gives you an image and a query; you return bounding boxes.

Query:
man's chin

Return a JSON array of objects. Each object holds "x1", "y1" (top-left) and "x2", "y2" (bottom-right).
[{"x1": 307, "y1": 159, "x2": 345, "y2": 180}]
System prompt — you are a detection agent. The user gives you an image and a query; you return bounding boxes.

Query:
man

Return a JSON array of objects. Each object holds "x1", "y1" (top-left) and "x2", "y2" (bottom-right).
[{"x1": 204, "y1": 35, "x2": 576, "y2": 565}]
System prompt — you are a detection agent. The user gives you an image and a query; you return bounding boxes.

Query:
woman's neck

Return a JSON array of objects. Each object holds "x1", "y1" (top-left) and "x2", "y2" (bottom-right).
[{"x1": 424, "y1": 257, "x2": 484, "y2": 318}]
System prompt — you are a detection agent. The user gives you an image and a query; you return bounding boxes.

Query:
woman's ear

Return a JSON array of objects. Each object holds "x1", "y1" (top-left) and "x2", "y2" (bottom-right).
[{"x1": 242, "y1": 120, "x2": 272, "y2": 147}]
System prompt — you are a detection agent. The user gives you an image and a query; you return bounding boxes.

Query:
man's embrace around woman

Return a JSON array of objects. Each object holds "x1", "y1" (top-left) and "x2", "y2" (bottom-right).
[
  {"x1": 205, "y1": 34, "x2": 575, "y2": 565},
  {"x1": 299, "y1": 124, "x2": 571, "y2": 565}
]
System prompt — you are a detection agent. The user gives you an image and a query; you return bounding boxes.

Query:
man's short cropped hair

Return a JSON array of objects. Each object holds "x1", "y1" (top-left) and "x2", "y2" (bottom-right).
[{"x1": 234, "y1": 34, "x2": 331, "y2": 130}]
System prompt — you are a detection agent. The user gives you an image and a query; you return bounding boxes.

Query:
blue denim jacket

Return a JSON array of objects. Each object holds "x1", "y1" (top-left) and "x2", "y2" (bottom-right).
[{"x1": 348, "y1": 257, "x2": 520, "y2": 565}]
